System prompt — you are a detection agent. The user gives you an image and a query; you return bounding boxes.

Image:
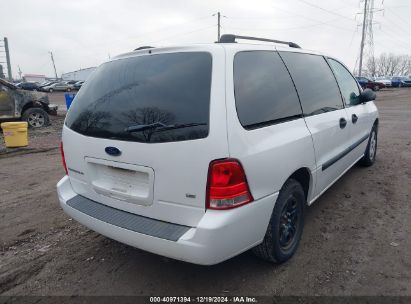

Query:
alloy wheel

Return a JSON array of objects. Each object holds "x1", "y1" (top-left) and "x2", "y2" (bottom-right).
[{"x1": 28, "y1": 112, "x2": 45, "y2": 128}]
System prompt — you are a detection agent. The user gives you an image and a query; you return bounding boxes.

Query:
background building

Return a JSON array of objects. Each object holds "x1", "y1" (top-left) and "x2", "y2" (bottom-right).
[
  {"x1": 23, "y1": 74, "x2": 46, "y2": 83},
  {"x1": 62, "y1": 67, "x2": 96, "y2": 81}
]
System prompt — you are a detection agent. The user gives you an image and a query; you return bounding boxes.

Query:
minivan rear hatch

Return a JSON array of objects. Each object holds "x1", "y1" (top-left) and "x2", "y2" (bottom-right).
[{"x1": 62, "y1": 46, "x2": 228, "y2": 227}]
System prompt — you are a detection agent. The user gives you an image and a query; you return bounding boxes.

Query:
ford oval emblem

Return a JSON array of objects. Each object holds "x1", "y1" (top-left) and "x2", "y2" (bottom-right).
[{"x1": 105, "y1": 146, "x2": 121, "y2": 156}]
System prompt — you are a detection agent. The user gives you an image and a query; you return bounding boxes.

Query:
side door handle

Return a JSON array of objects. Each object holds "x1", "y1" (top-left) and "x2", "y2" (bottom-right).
[
  {"x1": 352, "y1": 114, "x2": 358, "y2": 124},
  {"x1": 339, "y1": 117, "x2": 347, "y2": 129}
]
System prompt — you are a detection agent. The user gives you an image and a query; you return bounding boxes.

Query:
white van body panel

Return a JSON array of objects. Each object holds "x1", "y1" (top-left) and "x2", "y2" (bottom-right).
[
  {"x1": 57, "y1": 43, "x2": 379, "y2": 265},
  {"x1": 304, "y1": 109, "x2": 352, "y2": 198},
  {"x1": 344, "y1": 101, "x2": 379, "y2": 163}
]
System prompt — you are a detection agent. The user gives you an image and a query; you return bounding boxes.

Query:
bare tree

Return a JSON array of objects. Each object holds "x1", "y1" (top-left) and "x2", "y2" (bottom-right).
[
  {"x1": 122, "y1": 107, "x2": 175, "y2": 142},
  {"x1": 366, "y1": 56, "x2": 377, "y2": 77},
  {"x1": 366, "y1": 53, "x2": 411, "y2": 76}
]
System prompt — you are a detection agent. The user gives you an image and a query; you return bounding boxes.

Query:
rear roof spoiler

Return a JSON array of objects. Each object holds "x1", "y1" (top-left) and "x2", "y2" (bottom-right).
[{"x1": 218, "y1": 34, "x2": 301, "y2": 49}]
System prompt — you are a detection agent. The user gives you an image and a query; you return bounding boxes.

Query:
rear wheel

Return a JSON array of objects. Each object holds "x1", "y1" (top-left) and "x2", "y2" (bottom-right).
[
  {"x1": 22, "y1": 107, "x2": 50, "y2": 128},
  {"x1": 253, "y1": 179, "x2": 305, "y2": 263},
  {"x1": 373, "y1": 85, "x2": 380, "y2": 91},
  {"x1": 49, "y1": 88, "x2": 53, "y2": 93},
  {"x1": 360, "y1": 124, "x2": 378, "y2": 166}
]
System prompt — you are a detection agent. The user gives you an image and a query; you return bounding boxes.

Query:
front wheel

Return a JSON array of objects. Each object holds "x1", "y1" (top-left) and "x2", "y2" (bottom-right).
[
  {"x1": 49, "y1": 88, "x2": 53, "y2": 93},
  {"x1": 253, "y1": 179, "x2": 305, "y2": 263},
  {"x1": 359, "y1": 125, "x2": 378, "y2": 166},
  {"x1": 22, "y1": 107, "x2": 50, "y2": 128}
]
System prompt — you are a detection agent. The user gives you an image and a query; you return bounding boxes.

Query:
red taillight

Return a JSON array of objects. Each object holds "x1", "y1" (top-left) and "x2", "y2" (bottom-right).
[
  {"x1": 206, "y1": 159, "x2": 253, "y2": 210},
  {"x1": 60, "y1": 142, "x2": 68, "y2": 175}
]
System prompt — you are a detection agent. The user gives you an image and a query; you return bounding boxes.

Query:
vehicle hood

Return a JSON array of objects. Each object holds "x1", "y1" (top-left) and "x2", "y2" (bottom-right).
[{"x1": 17, "y1": 89, "x2": 49, "y2": 104}]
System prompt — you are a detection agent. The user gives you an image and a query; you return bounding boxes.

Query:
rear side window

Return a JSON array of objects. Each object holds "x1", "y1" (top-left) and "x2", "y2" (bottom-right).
[
  {"x1": 234, "y1": 51, "x2": 302, "y2": 129},
  {"x1": 328, "y1": 58, "x2": 361, "y2": 106},
  {"x1": 65, "y1": 52, "x2": 212, "y2": 143},
  {"x1": 280, "y1": 52, "x2": 344, "y2": 116}
]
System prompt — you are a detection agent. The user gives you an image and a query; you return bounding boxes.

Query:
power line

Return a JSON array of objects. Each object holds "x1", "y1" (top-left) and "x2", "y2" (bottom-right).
[
  {"x1": 296, "y1": 0, "x2": 356, "y2": 22},
  {"x1": 377, "y1": 27, "x2": 411, "y2": 49},
  {"x1": 382, "y1": 14, "x2": 411, "y2": 35},
  {"x1": 224, "y1": 17, "x2": 342, "y2": 32},
  {"x1": 272, "y1": 4, "x2": 353, "y2": 32},
  {"x1": 145, "y1": 25, "x2": 215, "y2": 44},
  {"x1": 88, "y1": 14, "x2": 213, "y2": 50}
]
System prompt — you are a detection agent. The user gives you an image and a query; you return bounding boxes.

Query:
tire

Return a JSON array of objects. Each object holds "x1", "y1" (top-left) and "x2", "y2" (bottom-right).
[
  {"x1": 49, "y1": 88, "x2": 53, "y2": 93},
  {"x1": 67, "y1": 88, "x2": 71, "y2": 92},
  {"x1": 253, "y1": 179, "x2": 305, "y2": 263},
  {"x1": 359, "y1": 124, "x2": 378, "y2": 166},
  {"x1": 21, "y1": 107, "x2": 50, "y2": 128},
  {"x1": 399, "y1": 83, "x2": 402, "y2": 88},
  {"x1": 373, "y1": 85, "x2": 380, "y2": 91}
]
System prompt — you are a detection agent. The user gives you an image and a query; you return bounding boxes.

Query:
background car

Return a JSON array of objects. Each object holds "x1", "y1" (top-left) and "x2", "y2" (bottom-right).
[
  {"x1": 42, "y1": 82, "x2": 73, "y2": 92},
  {"x1": 73, "y1": 81, "x2": 84, "y2": 90},
  {"x1": 17, "y1": 82, "x2": 40, "y2": 91},
  {"x1": 355, "y1": 77, "x2": 386, "y2": 91},
  {"x1": 391, "y1": 76, "x2": 411, "y2": 87},
  {"x1": 38, "y1": 80, "x2": 57, "y2": 90},
  {"x1": 375, "y1": 76, "x2": 392, "y2": 87},
  {"x1": 0, "y1": 78, "x2": 58, "y2": 128}
]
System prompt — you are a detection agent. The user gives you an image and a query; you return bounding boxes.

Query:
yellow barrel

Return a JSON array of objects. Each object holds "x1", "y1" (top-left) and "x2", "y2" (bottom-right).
[{"x1": 1, "y1": 122, "x2": 29, "y2": 148}]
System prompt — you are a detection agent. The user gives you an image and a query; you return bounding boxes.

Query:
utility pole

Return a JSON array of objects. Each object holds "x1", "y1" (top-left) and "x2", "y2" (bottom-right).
[
  {"x1": 4, "y1": 37, "x2": 12, "y2": 81},
  {"x1": 213, "y1": 12, "x2": 224, "y2": 42},
  {"x1": 17, "y1": 65, "x2": 22, "y2": 80},
  {"x1": 217, "y1": 12, "x2": 221, "y2": 42},
  {"x1": 358, "y1": 0, "x2": 368, "y2": 77},
  {"x1": 49, "y1": 51, "x2": 58, "y2": 79}
]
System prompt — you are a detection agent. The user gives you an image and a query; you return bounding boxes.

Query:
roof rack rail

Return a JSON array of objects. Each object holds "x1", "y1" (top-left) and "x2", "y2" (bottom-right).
[
  {"x1": 134, "y1": 46, "x2": 155, "y2": 51},
  {"x1": 218, "y1": 34, "x2": 301, "y2": 49}
]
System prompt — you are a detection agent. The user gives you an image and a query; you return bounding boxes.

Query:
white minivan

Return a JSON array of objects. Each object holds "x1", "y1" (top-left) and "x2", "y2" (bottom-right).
[{"x1": 57, "y1": 35, "x2": 379, "y2": 265}]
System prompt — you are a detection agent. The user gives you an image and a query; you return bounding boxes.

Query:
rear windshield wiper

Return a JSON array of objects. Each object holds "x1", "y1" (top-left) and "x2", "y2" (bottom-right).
[
  {"x1": 124, "y1": 122, "x2": 167, "y2": 133},
  {"x1": 125, "y1": 122, "x2": 207, "y2": 133}
]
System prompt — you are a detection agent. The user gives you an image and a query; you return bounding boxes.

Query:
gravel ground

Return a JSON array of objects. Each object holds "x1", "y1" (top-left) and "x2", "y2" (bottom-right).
[{"x1": 0, "y1": 89, "x2": 410, "y2": 296}]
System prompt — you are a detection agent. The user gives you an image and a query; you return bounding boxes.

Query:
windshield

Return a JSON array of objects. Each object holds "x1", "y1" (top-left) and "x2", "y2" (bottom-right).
[{"x1": 65, "y1": 52, "x2": 212, "y2": 143}]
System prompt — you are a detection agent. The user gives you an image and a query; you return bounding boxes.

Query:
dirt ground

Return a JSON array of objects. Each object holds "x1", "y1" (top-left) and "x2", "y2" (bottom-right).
[{"x1": 0, "y1": 89, "x2": 410, "y2": 296}]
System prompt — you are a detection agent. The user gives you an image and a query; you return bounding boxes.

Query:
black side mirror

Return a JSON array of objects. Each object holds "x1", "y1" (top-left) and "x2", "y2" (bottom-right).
[{"x1": 360, "y1": 88, "x2": 376, "y2": 103}]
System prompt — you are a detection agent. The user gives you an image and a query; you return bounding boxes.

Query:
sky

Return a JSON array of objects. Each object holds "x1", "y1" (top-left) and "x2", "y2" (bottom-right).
[{"x1": 1, "y1": 0, "x2": 410, "y2": 78}]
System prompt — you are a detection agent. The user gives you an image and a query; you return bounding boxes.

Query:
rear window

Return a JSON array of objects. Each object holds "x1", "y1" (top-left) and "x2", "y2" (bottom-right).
[
  {"x1": 234, "y1": 51, "x2": 302, "y2": 129},
  {"x1": 65, "y1": 52, "x2": 212, "y2": 143}
]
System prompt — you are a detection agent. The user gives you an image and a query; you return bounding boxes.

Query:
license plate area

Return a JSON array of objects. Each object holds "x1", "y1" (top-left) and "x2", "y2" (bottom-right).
[{"x1": 85, "y1": 157, "x2": 154, "y2": 206}]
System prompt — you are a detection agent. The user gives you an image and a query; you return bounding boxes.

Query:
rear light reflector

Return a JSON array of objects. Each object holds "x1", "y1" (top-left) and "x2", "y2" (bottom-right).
[
  {"x1": 60, "y1": 142, "x2": 68, "y2": 175},
  {"x1": 206, "y1": 159, "x2": 253, "y2": 210}
]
